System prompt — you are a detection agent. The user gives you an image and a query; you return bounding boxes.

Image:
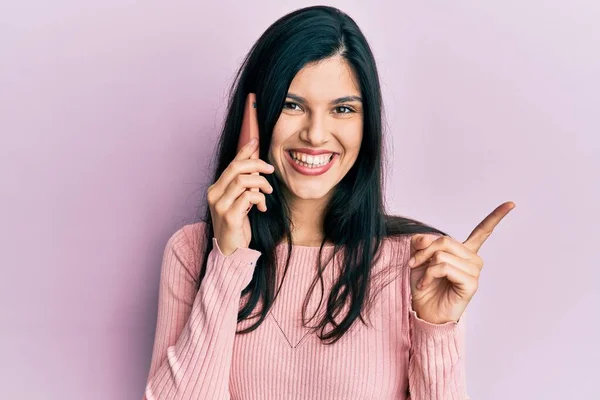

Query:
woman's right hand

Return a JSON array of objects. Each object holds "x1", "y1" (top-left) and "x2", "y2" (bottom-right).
[{"x1": 207, "y1": 138, "x2": 275, "y2": 256}]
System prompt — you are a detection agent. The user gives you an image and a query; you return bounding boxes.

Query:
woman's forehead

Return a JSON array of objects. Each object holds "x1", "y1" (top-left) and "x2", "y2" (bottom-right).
[{"x1": 288, "y1": 56, "x2": 361, "y2": 101}]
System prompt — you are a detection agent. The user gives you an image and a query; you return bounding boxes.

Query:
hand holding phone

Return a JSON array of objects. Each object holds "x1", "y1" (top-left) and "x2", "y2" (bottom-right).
[{"x1": 207, "y1": 93, "x2": 274, "y2": 255}]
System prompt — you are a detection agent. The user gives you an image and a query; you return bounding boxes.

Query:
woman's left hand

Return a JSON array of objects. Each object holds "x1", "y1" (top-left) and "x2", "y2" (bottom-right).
[{"x1": 407, "y1": 201, "x2": 516, "y2": 324}]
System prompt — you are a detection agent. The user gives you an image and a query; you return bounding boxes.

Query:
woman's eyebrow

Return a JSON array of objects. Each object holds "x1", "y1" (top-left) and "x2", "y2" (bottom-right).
[{"x1": 287, "y1": 93, "x2": 363, "y2": 105}]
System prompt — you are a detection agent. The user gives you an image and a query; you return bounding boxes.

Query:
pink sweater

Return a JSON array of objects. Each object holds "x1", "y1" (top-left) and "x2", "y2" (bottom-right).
[{"x1": 143, "y1": 222, "x2": 469, "y2": 399}]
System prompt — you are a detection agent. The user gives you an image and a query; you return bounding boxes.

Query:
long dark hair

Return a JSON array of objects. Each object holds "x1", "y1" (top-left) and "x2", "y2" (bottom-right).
[{"x1": 193, "y1": 5, "x2": 448, "y2": 344}]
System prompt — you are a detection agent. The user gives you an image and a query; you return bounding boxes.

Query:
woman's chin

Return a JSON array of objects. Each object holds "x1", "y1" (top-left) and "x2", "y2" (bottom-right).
[{"x1": 285, "y1": 183, "x2": 334, "y2": 201}]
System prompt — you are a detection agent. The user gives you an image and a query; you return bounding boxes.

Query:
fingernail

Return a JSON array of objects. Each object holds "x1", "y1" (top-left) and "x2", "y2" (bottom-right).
[
  {"x1": 408, "y1": 257, "x2": 415, "y2": 267},
  {"x1": 250, "y1": 138, "x2": 257, "y2": 145}
]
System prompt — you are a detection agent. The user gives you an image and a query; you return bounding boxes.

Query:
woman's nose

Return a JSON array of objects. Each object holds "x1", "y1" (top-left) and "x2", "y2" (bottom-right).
[{"x1": 301, "y1": 114, "x2": 330, "y2": 146}]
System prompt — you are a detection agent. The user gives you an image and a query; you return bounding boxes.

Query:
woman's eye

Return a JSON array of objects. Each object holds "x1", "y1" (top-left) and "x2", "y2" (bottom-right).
[
  {"x1": 283, "y1": 102, "x2": 302, "y2": 111},
  {"x1": 335, "y1": 106, "x2": 355, "y2": 114}
]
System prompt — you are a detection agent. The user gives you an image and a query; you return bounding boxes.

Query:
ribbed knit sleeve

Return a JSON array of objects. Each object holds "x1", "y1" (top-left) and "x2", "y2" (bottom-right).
[
  {"x1": 407, "y1": 304, "x2": 470, "y2": 399},
  {"x1": 403, "y1": 234, "x2": 470, "y2": 400},
  {"x1": 143, "y1": 227, "x2": 261, "y2": 400}
]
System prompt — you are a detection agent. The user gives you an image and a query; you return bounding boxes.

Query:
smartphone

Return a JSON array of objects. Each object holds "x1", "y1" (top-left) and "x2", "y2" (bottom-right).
[
  {"x1": 238, "y1": 93, "x2": 260, "y2": 194},
  {"x1": 237, "y1": 93, "x2": 259, "y2": 156}
]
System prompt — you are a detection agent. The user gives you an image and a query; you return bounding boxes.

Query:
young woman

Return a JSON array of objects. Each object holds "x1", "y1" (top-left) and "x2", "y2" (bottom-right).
[{"x1": 143, "y1": 5, "x2": 514, "y2": 399}]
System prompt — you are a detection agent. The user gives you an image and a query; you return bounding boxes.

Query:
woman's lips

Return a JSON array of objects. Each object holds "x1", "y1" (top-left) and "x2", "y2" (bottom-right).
[{"x1": 284, "y1": 151, "x2": 337, "y2": 176}]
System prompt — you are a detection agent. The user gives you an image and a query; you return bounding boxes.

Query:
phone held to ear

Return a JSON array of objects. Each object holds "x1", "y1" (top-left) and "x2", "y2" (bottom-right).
[
  {"x1": 237, "y1": 93, "x2": 259, "y2": 153},
  {"x1": 238, "y1": 93, "x2": 260, "y2": 193}
]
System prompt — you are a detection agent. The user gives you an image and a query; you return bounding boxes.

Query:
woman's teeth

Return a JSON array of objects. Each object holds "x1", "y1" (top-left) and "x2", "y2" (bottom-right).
[{"x1": 289, "y1": 151, "x2": 334, "y2": 168}]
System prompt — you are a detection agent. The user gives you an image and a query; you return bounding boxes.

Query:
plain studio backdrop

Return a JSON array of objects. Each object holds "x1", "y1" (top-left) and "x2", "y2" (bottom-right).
[{"x1": 1, "y1": 1, "x2": 598, "y2": 399}]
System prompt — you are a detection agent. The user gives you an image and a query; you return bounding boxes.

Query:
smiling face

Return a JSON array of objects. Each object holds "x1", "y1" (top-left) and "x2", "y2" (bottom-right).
[{"x1": 268, "y1": 55, "x2": 364, "y2": 207}]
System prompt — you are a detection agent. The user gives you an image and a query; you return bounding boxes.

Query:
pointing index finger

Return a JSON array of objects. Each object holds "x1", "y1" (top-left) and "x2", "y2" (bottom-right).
[{"x1": 464, "y1": 201, "x2": 516, "y2": 253}]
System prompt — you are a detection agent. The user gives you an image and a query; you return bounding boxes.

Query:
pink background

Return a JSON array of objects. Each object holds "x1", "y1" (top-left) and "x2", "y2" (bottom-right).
[{"x1": 1, "y1": 1, "x2": 598, "y2": 398}]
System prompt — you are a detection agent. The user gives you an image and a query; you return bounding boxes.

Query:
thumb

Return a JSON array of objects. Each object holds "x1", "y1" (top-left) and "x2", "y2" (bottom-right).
[{"x1": 410, "y1": 234, "x2": 438, "y2": 255}]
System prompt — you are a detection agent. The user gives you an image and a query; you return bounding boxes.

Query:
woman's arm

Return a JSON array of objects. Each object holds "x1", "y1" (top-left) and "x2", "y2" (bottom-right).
[
  {"x1": 406, "y1": 301, "x2": 470, "y2": 400},
  {"x1": 395, "y1": 234, "x2": 469, "y2": 400},
  {"x1": 143, "y1": 227, "x2": 261, "y2": 400}
]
